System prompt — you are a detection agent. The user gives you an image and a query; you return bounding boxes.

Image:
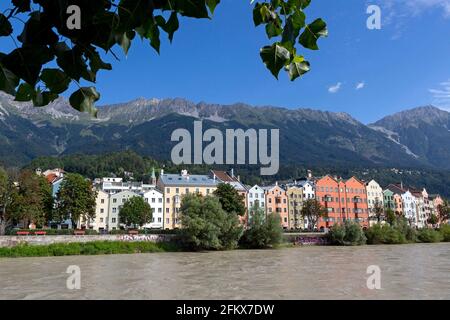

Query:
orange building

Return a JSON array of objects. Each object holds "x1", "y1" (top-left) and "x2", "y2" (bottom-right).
[
  {"x1": 264, "y1": 184, "x2": 289, "y2": 229},
  {"x1": 315, "y1": 176, "x2": 369, "y2": 229}
]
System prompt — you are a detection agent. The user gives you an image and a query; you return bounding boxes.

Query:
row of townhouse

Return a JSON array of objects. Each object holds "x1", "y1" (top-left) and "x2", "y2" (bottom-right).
[{"x1": 41, "y1": 167, "x2": 446, "y2": 231}]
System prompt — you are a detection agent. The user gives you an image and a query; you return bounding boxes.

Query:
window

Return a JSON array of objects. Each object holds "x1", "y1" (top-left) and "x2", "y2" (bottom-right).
[
  {"x1": 152, "y1": 198, "x2": 155, "y2": 203},
  {"x1": 100, "y1": 218, "x2": 103, "y2": 223},
  {"x1": 185, "y1": 188, "x2": 189, "y2": 194},
  {"x1": 113, "y1": 198, "x2": 117, "y2": 203},
  {"x1": 166, "y1": 208, "x2": 169, "y2": 213},
  {"x1": 145, "y1": 198, "x2": 148, "y2": 202},
  {"x1": 158, "y1": 208, "x2": 162, "y2": 213},
  {"x1": 176, "y1": 188, "x2": 179, "y2": 194},
  {"x1": 206, "y1": 189, "x2": 210, "y2": 194},
  {"x1": 112, "y1": 208, "x2": 117, "y2": 213},
  {"x1": 166, "y1": 198, "x2": 170, "y2": 203},
  {"x1": 100, "y1": 209, "x2": 104, "y2": 213},
  {"x1": 158, "y1": 217, "x2": 162, "y2": 222},
  {"x1": 158, "y1": 198, "x2": 162, "y2": 203},
  {"x1": 101, "y1": 199, "x2": 104, "y2": 204},
  {"x1": 166, "y1": 218, "x2": 169, "y2": 224},
  {"x1": 112, "y1": 218, "x2": 116, "y2": 223},
  {"x1": 166, "y1": 188, "x2": 170, "y2": 193}
]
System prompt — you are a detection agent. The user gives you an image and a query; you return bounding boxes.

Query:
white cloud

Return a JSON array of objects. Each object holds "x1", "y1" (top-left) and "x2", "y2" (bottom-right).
[
  {"x1": 429, "y1": 80, "x2": 450, "y2": 110},
  {"x1": 378, "y1": 0, "x2": 450, "y2": 18},
  {"x1": 328, "y1": 82, "x2": 342, "y2": 94},
  {"x1": 356, "y1": 82, "x2": 365, "y2": 90},
  {"x1": 374, "y1": 0, "x2": 450, "y2": 38}
]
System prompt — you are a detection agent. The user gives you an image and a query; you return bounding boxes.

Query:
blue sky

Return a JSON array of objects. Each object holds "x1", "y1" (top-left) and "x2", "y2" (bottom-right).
[{"x1": 1, "y1": 0, "x2": 450, "y2": 123}]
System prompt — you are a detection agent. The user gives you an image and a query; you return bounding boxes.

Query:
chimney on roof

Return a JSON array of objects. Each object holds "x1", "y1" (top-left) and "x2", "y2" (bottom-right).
[
  {"x1": 237, "y1": 175, "x2": 240, "y2": 182},
  {"x1": 307, "y1": 170, "x2": 312, "y2": 179},
  {"x1": 230, "y1": 168, "x2": 234, "y2": 177},
  {"x1": 160, "y1": 169, "x2": 164, "y2": 176},
  {"x1": 181, "y1": 169, "x2": 188, "y2": 177}
]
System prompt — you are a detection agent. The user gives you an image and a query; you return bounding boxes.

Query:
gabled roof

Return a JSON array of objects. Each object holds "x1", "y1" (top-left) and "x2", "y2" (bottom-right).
[{"x1": 210, "y1": 170, "x2": 247, "y2": 191}]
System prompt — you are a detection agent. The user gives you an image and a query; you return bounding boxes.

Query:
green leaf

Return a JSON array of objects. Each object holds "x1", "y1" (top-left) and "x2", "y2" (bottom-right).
[
  {"x1": 15, "y1": 82, "x2": 35, "y2": 101},
  {"x1": 0, "y1": 63, "x2": 19, "y2": 95},
  {"x1": 206, "y1": 0, "x2": 221, "y2": 14},
  {"x1": 32, "y1": 89, "x2": 58, "y2": 107},
  {"x1": 260, "y1": 43, "x2": 290, "y2": 79},
  {"x1": 0, "y1": 14, "x2": 13, "y2": 37},
  {"x1": 119, "y1": 31, "x2": 135, "y2": 56},
  {"x1": 163, "y1": 12, "x2": 179, "y2": 42},
  {"x1": 176, "y1": 0, "x2": 209, "y2": 18},
  {"x1": 2, "y1": 46, "x2": 52, "y2": 86},
  {"x1": 69, "y1": 87, "x2": 100, "y2": 117},
  {"x1": 12, "y1": 0, "x2": 31, "y2": 13},
  {"x1": 40, "y1": 68, "x2": 70, "y2": 94},
  {"x1": 281, "y1": 9, "x2": 305, "y2": 44},
  {"x1": 287, "y1": 56, "x2": 310, "y2": 81},
  {"x1": 299, "y1": 18, "x2": 328, "y2": 50},
  {"x1": 265, "y1": 18, "x2": 282, "y2": 39}
]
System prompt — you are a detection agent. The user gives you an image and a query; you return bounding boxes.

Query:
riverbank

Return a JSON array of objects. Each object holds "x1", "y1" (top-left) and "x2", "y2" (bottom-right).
[{"x1": 0, "y1": 241, "x2": 180, "y2": 258}]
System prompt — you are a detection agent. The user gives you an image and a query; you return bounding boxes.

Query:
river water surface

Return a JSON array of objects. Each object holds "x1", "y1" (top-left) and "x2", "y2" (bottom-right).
[{"x1": 0, "y1": 243, "x2": 449, "y2": 299}]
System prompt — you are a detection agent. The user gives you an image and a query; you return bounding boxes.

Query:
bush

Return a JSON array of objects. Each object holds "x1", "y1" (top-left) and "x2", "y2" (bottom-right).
[
  {"x1": 180, "y1": 194, "x2": 243, "y2": 250},
  {"x1": 392, "y1": 217, "x2": 417, "y2": 243},
  {"x1": 240, "y1": 205, "x2": 283, "y2": 249},
  {"x1": 417, "y1": 228, "x2": 443, "y2": 243},
  {"x1": 439, "y1": 224, "x2": 450, "y2": 242},
  {"x1": 365, "y1": 224, "x2": 406, "y2": 245},
  {"x1": 328, "y1": 220, "x2": 366, "y2": 246}
]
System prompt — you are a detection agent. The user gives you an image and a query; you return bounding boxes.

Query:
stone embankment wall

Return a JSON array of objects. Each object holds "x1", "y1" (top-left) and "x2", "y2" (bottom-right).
[{"x1": 0, "y1": 234, "x2": 175, "y2": 248}]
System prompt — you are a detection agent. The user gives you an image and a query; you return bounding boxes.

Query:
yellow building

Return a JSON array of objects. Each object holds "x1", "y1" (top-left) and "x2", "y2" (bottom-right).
[
  {"x1": 157, "y1": 170, "x2": 218, "y2": 229},
  {"x1": 287, "y1": 186, "x2": 304, "y2": 230}
]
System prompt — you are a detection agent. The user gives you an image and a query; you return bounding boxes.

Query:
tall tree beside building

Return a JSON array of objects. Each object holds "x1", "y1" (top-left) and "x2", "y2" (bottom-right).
[
  {"x1": 8, "y1": 170, "x2": 51, "y2": 228},
  {"x1": 0, "y1": 167, "x2": 13, "y2": 235},
  {"x1": 55, "y1": 173, "x2": 97, "y2": 228},
  {"x1": 119, "y1": 196, "x2": 153, "y2": 229},
  {"x1": 300, "y1": 199, "x2": 328, "y2": 231},
  {"x1": 373, "y1": 200, "x2": 385, "y2": 223},
  {"x1": 180, "y1": 193, "x2": 242, "y2": 250},
  {"x1": 437, "y1": 201, "x2": 449, "y2": 226},
  {"x1": 213, "y1": 183, "x2": 246, "y2": 216}
]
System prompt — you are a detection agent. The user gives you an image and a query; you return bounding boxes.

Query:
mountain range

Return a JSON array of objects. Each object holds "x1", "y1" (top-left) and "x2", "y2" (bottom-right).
[{"x1": 1, "y1": 91, "x2": 449, "y2": 171}]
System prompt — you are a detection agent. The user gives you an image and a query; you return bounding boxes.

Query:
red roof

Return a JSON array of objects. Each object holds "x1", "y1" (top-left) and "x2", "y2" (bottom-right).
[{"x1": 45, "y1": 173, "x2": 58, "y2": 184}]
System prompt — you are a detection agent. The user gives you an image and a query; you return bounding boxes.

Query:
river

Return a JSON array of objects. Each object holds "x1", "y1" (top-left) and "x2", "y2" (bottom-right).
[{"x1": 0, "y1": 243, "x2": 449, "y2": 299}]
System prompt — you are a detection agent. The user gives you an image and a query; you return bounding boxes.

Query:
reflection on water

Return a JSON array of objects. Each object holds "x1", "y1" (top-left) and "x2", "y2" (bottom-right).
[{"x1": 0, "y1": 243, "x2": 449, "y2": 300}]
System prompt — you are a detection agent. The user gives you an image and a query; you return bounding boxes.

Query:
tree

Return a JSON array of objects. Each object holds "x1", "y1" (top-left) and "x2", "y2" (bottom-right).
[
  {"x1": 437, "y1": 201, "x2": 449, "y2": 226},
  {"x1": 300, "y1": 199, "x2": 327, "y2": 231},
  {"x1": 0, "y1": 1, "x2": 326, "y2": 115},
  {"x1": 240, "y1": 203, "x2": 283, "y2": 249},
  {"x1": 427, "y1": 214, "x2": 439, "y2": 227},
  {"x1": 213, "y1": 183, "x2": 246, "y2": 216},
  {"x1": 8, "y1": 170, "x2": 51, "y2": 228},
  {"x1": 180, "y1": 193, "x2": 242, "y2": 250},
  {"x1": 372, "y1": 200, "x2": 384, "y2": 223},
  {"x1": 0, "y1": 167, "x2": 14, "y2": 235},
  {"x1": 328, "y1": 220, "x2": 367, "y2": 246},
  {"x1": 119, "y1": 196, "x2": 153, "y2": 228},
  {"x1": 385, "y1": 208, "x2": 396, "y2": 226},
  {"x1": 55, "y1": 173, "x2": 97, "y2": 228}
]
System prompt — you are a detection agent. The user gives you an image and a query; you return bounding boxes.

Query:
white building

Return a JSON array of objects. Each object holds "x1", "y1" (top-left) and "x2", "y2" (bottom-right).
[
  {"x1": 108, "y1": 190, "x2": 140, "y2": 230},
  {"x1": 366, "y1": 180, "x2": 385, "y2": 225},
  {"x1": 299, "y1": 180, "x2": 315, "y2": 200},
  {"x1": 402, "y1": 191, "x2": 418, "y2": 227},
  {"x1": 93, "y1": 190, "x2": 109, "y2": 232},
  {"x1": 247, "y1": 185, "x2": 265, "y2": 215},
  {"x1": 142, "y1": 189, "x2": 164, "y2": 229}
]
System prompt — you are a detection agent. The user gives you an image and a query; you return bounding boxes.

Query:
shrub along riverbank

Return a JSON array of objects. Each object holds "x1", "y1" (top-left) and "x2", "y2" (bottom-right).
[
  {"x1": 0, "y1": 241, "x2": 180, "y2": 258},
  {"x1": 328, "y1": 218, "x2": 450, "y2": 246}
]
